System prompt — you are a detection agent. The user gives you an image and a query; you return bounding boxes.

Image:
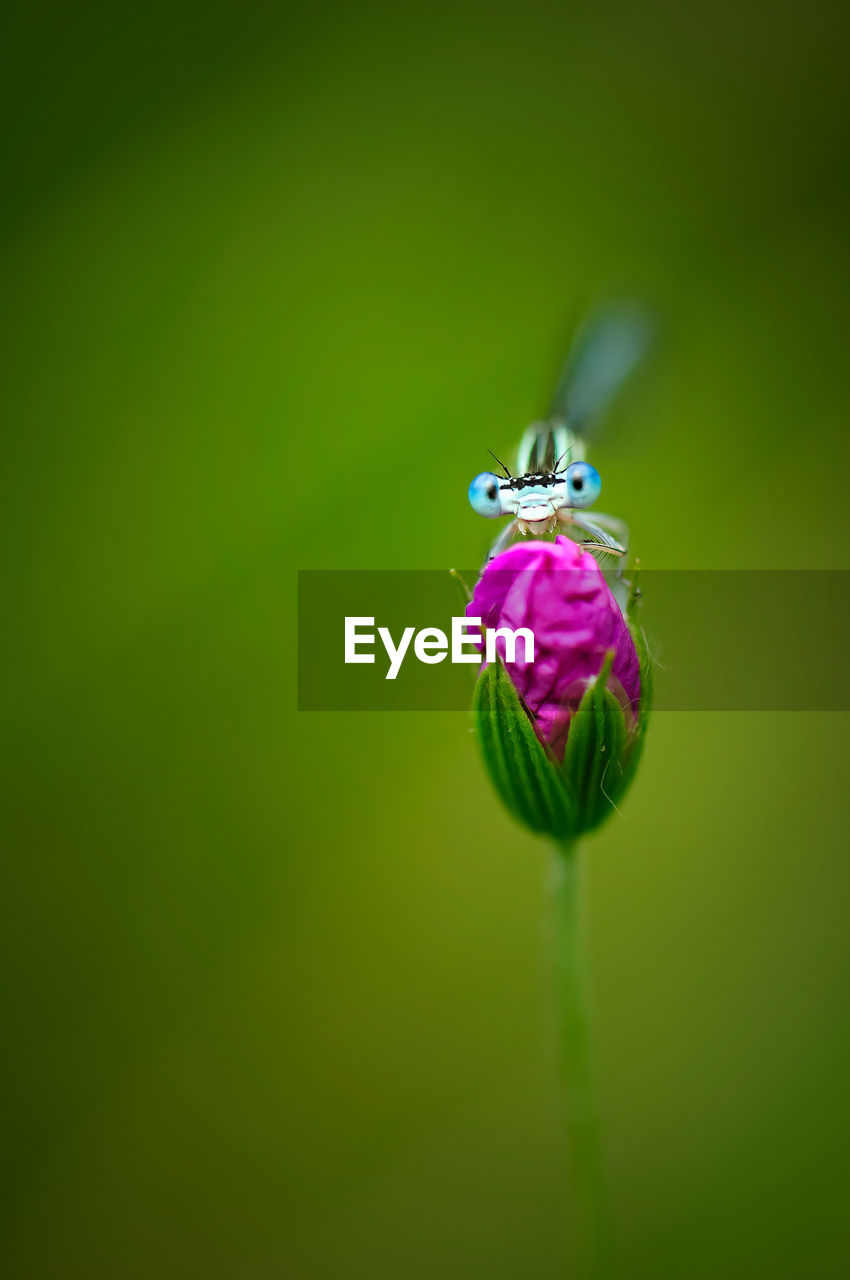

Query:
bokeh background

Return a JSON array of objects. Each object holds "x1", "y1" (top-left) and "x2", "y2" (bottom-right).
[{"x1": 3, "y1": 2, "x2": 850, "y2": 1276}]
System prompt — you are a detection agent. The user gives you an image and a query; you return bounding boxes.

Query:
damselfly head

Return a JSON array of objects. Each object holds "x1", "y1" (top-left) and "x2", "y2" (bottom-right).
[{"x1": 469, "y1": 459, "x2": 601, "y2": 517}]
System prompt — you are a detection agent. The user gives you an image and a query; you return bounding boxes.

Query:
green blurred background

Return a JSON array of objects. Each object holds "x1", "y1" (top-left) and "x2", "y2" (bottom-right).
[{"x1": 3, "y1": 2, "x2": 850, "y2": 1276}]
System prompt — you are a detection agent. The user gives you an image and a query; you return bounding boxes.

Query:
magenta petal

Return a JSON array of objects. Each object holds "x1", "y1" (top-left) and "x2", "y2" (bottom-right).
[{"x1": 467, "y1": 535, "x2": 639, "y2": 761}]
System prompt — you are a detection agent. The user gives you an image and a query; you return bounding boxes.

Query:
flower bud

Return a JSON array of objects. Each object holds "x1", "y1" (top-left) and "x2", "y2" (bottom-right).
[{"x1": 468, "y1": 535, "x2": 651, "y2": 839}]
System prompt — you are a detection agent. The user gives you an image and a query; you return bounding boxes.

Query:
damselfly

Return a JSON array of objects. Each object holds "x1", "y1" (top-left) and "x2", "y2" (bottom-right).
[{"x1": 468, "y1": 303, "x2": 653, "y2": 565}]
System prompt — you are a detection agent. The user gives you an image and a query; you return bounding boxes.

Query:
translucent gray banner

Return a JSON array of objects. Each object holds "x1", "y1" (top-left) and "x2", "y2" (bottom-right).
[{"x1": 297, "y1": 570, "x2": 850, "y2": 711}]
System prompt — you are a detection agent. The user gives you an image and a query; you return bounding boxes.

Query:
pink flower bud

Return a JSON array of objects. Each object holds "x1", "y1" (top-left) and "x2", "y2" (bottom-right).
[{"x1": 467, "y1": 535, "x2": 640, "y2": 762}]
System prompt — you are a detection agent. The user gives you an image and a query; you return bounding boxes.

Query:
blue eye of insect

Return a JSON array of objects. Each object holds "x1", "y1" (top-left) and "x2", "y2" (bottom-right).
[
  {"x1": 468, "y1": 471, "x2": 503, "y2": 518},
  {"x1": 565, "y1": 461, "x2": 601, "y2": 509}
]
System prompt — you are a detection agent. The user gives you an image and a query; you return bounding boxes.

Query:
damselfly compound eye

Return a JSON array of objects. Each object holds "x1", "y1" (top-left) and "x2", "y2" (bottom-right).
[
  {"x1": 468, "y1": 471, "x2": 503, "y2": 518},
  {"x1": 565, "y1": 461, "x2": 601, "y2": 509}
]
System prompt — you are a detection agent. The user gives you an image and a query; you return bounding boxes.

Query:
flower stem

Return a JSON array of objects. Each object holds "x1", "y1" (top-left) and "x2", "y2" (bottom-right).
[{"x1": 551, "y1": 840, "x2": 610, "y2": 1277}]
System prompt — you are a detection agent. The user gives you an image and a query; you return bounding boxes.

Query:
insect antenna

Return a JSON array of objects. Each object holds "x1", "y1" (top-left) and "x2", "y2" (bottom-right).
[
  {"x1": 487, "y1": 448, "x2": 512, "y2": 479},
  {"x1": 553, "y1": 446, "x2": 573, "y2": 473}
]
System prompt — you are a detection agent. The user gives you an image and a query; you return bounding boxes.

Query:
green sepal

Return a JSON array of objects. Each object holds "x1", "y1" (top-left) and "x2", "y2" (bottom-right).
[
  {"x1": 472, "y1": 584, "x2": 653, "y2": 839},
  {"x1": 472, "y1": 658, "x2": 574, "y2": 838},
  {"x1": 560, "y1": 651, "x2": 629, "y2": 834},
  {"x1": 626, "y1": 566, "x2": 653, "y2": 735},
  {"x1": 618, "y1": 567, "x2": 653, "y2": 794}
]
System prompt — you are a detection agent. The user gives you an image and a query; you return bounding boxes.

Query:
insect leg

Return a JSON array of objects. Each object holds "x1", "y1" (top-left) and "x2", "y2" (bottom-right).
[
  {"x1": 556, "y1": 509, "x2": 628, "y2": 558},
  {"x1": 556, "y1": 509, "x2": 633, "y2": 608},
  {"x1": 486, "y1": 519, "x2": 519, "y2": 564},
  {"x1": 579, "y1": 510, "x2": 630, "y2": 551}
]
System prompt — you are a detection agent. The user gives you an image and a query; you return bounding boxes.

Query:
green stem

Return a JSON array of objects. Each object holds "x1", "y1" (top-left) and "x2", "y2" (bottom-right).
[{"x1": 551, "y1": 840, "x2": 609, "y2": 1278}]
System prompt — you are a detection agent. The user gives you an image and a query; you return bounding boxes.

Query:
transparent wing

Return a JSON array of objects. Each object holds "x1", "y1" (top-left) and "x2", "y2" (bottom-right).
[{"x1": 548, "y1": 301, "x2": 654, "y2": 441}]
